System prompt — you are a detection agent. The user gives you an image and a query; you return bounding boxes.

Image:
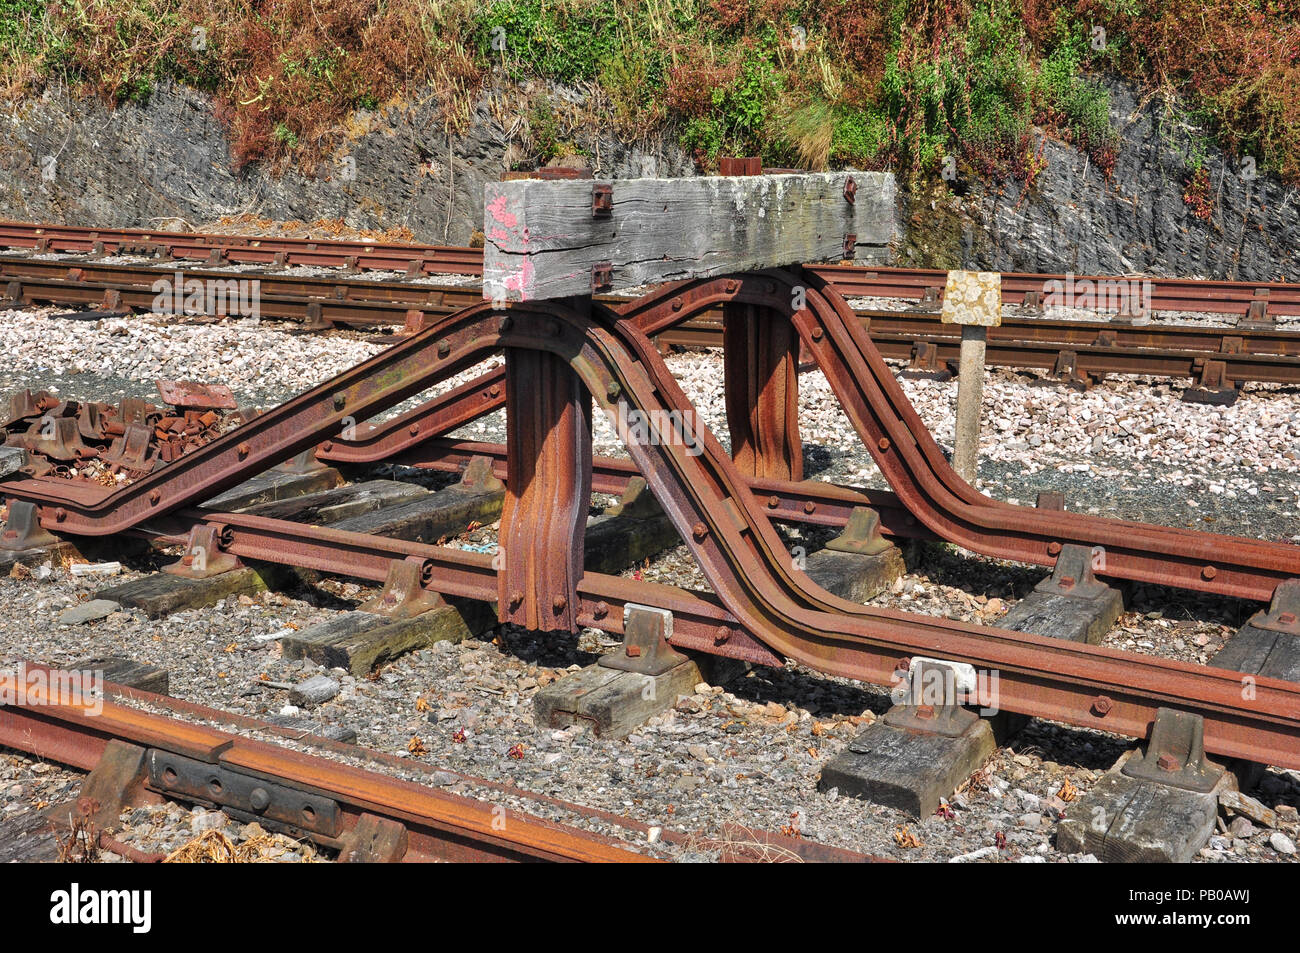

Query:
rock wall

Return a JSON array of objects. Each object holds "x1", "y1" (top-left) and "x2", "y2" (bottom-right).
[
  {"x1": 0, "y1": 76, "x2": 1295, "y2": 282},
  {"x1": 902, "y1": 79, "x2": 1300, "y2": 282},
  {"x1": 0, "y1": 80, "x2": 694, "y2": 245}
]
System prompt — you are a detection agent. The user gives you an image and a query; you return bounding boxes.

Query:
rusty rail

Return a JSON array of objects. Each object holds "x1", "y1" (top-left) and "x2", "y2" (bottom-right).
[
  {"x1": 0, "y1": 670, "x2": 654, "y2": 862},
  {"x1": 3, "y1": 252, "x2": 1300, "y2": 388},
  {"x1": 5, "y1": 261, "x2": 1300, "y2": 773}
]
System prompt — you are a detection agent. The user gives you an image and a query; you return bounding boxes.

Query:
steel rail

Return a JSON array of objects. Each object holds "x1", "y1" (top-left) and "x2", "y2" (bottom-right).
[
  {"x1": 0, "y1": 221, "x2": 483, "y2": 276},
  {"x1": 4, "y1": 254, "x2": 1300, "y2": 385},
  {"x1": 617, "y1": 272, "x2": 1300, "y2": 602},
  {"x1": 4, "y1": 220, "x2": 1298, "y2": 314},
  {"x1": 6, "y1": 289, "x2": 1300, "y2": 765},
  {"x1": 5, "y1": 275, "x2": 1293, "y2": 595},
  {"x1": 127, "y1": 310, "x2": 1300, "y2": 771},
  {"x1": 0, "y1": 673, "x2": 655, "y2": 862}
]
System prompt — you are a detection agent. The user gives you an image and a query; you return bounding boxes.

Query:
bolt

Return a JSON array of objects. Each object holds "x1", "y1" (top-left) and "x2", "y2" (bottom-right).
[
  {"x1": 713, "y1": 626, "x2": 730, "y2": 645},
  {"x1": 54, "y1": 508, "x2": 66, "y2": 522},
  {"x1": 1202, "y1": 565, "x2": 1217, "y2": 580},
  {"x1": 489, "y1": 384, "x2": 501, "y2": 397},
  {"x1": 626, "y1": 645, "x2": 643, "y2": 658},
  {"x1": 671, "y1": 298, "x2": 682, "y2": 312},
  {"x1": 725, "y1": 279, "x2": 738, "y2": 293},
  {"x1": 803, "y1": 501, "x2": 816, "y2": 514},
  {"x1": 1157, "y1": 753, "x2": 1181, "y2": 772},
  {"x1": 606, "y1": 381, "x2": 621, "y2": 401},
  {"x1": 249, "y1": 787, "x2": 270, "y2": 812},
  {"x1": 593, "y1": 601, "x2": 609, "y2": 619},
  {"x1": 811, "y1": 327, "x2": 824, "y2": 341},
  {"x1": 1091, "y1": 695, "x2": 1113, "y2": 717},
  {"x1": 333, "y1": 393, "x2": 346, "y2": 410},
  {"x1": 877, "y1": 437, "x2": 890, "y2": 451},
  {"x1": 321, "y1": 441, "x2": 334, "y2": 452},
  {"x1": 437, "y1": 342, "x2": 451, "y2": 358},
  {"x1": 1280, "y1": 612, "x2": 1297, "y2": 625},
  {"x1": 692, "y1": 522, "x2": 708, "y2": 540},
  {"x1": 149, "y1": 490, "x2": 161, "y2": 505},
  {"x1": 408, "y1": 424, "x2": 419, "y2": 436},
  {"x1": 552, "y1": 595, "x2": 568, "y2": 613},
  {"x1": 767, "y1": 495, "x2": 779, "y2": 509},
  {"x1": 236, "y1": 442, "x2": 250, "y2": 458},
  {"x1": 1047, "y1": 541, "x2": 1062, "y2": 556},
  {"x1": 1059, "y1": 575, "x2": 1075, "y2": 590},
  {"x1": 509, "y1": 591, "x2": 523, "y2": 609}
]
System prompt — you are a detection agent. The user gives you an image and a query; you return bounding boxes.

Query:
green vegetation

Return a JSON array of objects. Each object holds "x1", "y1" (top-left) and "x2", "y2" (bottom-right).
[{"x1": 1, "y1": 0, "x2": 1296, "y2": 184}]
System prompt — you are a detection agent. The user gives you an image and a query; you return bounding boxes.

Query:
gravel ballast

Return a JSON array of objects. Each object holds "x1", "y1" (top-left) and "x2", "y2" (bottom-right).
[{"x1": 2, "y1": 299, "x2": 1298, "y2": 862}]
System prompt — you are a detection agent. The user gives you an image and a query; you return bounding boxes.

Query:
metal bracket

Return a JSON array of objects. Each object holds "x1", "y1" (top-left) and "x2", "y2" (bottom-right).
[
  {"x1": 273, "y1": 448, "x2": 329, "y2": 475},
  {"x1": 1244, "y1": 578, "x2": 1300, "y2": 637},
  {"x1": 1050, "y1": 349, "x2": 1090, "y2": 390},
  {"x1": 457, "y1": 454, "x2": 505, "y2": 492},
  {"x1": 900, "y1": 340, "x2": 952, "y2": 381},
  {"x1": 0, "y1": 500, "x2": 57, "y2": 552},
  {"x1": 841, "y1": 233, "x2": 857, "y2": 261},
  {"x1": 103, "y1": 422, "x2": 159, "y2": 474},
  {"x1": 1121, "y1": 707, "x2": 1225, "y2": 793},
  {"x1": 879, "y1": 703, "x2": 979, "y2": 738},
  {"x1": 601, "y1": 475, "x2": 661, "y2": 519},
  {"x1": 1238, "y1": 294, "x2": 1274, "y2": 329},
  {"x1": 147, "y1": 749, "x2": 342, "y2": 838},
  {"x1": 592, "y1": 184, "x2": 613, "y2": 218},
  {"x1": 358, "y1": 557, "x2": 445, "y2": 619},
  {"x1": 163, "y1": 523, "x2": 243, "y2": 578},
  {"x1": 824, "y1": 506, "x2": 893, "y2": 556},
  {"x1": 591, "y1": 261, "x2": 613, "y2": 291},
  {"x1": 598, "y1": 604, "x2": 690, "y2": 676},
  {"x1": 1035, "y1": 543, "x2": 1113, "y2": 600}
]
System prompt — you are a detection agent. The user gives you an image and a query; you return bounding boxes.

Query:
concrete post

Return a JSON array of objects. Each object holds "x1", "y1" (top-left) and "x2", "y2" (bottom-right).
[{"x1": 940, "y1": 271, "x2": 1001, "y2": 484}]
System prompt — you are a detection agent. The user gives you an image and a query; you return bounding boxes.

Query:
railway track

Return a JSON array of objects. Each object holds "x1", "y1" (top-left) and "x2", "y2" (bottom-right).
[
  {"x1": 2, "y1": 218, "x2": 1299, "y2": 862},
  {"x1": 2, "y1": 222, "x2": 1299, "y2": 392},
  {"x1": 4, "y1": 268, "x2": 1299, "y2": 768},
  {"x1": 0, "y1": 664, "x2": 874, "y2": 862}
]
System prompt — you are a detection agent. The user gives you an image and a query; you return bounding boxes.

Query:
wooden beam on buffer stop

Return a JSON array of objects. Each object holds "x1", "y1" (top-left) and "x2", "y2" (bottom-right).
[
  {"x1": 481, "y1": 171, "x2": 898, "y2": 302},
  {"x1": 484, "y1": 171, "x2": 897, "y2": 737}
]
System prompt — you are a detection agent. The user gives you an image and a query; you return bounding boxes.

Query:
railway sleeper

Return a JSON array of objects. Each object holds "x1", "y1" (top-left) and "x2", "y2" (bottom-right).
[
  {"x1": 1210, "y1": 578, "x2": 1300, "y2": 790},
  {"x1": 1057, "y1": 708, "x2": 1235, "y2": 862},
  {"x1": 818, "y1": 659, "x2": 1001, "y2": 819},
  {"x1": 284, "y1": 472, "x2": 685, "y2": 676},
  {"x1": 1182, "y1": 358, "x2": 1241, "y2": 406}
]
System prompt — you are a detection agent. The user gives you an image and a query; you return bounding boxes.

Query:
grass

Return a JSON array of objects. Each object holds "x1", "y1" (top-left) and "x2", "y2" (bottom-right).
[{"x1": 0, "y1": 0, "x2": 1296, "y2": 184}]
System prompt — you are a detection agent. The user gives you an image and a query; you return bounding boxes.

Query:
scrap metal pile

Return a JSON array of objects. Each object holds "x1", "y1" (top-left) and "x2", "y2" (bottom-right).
[{"x1": 2, "y1": 381, "x2": 246, "y2": 482}]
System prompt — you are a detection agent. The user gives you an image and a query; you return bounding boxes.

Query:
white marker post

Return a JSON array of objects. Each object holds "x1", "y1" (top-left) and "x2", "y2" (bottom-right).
[{"x1": 941, "y1": 270, "x2": 1001, "y2": 483}]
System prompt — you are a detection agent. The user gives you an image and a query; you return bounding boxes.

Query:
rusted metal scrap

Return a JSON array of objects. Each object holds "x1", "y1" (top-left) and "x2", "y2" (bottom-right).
[{"x1": 0, "y1": 381, "x2": 246, "y2": 483}]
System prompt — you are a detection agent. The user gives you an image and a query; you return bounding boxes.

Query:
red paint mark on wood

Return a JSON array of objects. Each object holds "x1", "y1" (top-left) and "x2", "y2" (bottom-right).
[{"x1": 486, "y1": 195, "x2": 517, "y2": 228}]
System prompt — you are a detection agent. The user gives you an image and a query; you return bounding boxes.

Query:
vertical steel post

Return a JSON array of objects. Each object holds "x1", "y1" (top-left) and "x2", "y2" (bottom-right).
[
  {"x1": 499, "y1": 346, "x2": 592, "y2": 632},
  {"x1": 722, "y1": 302, "x2": 803, "y2": 481}
]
